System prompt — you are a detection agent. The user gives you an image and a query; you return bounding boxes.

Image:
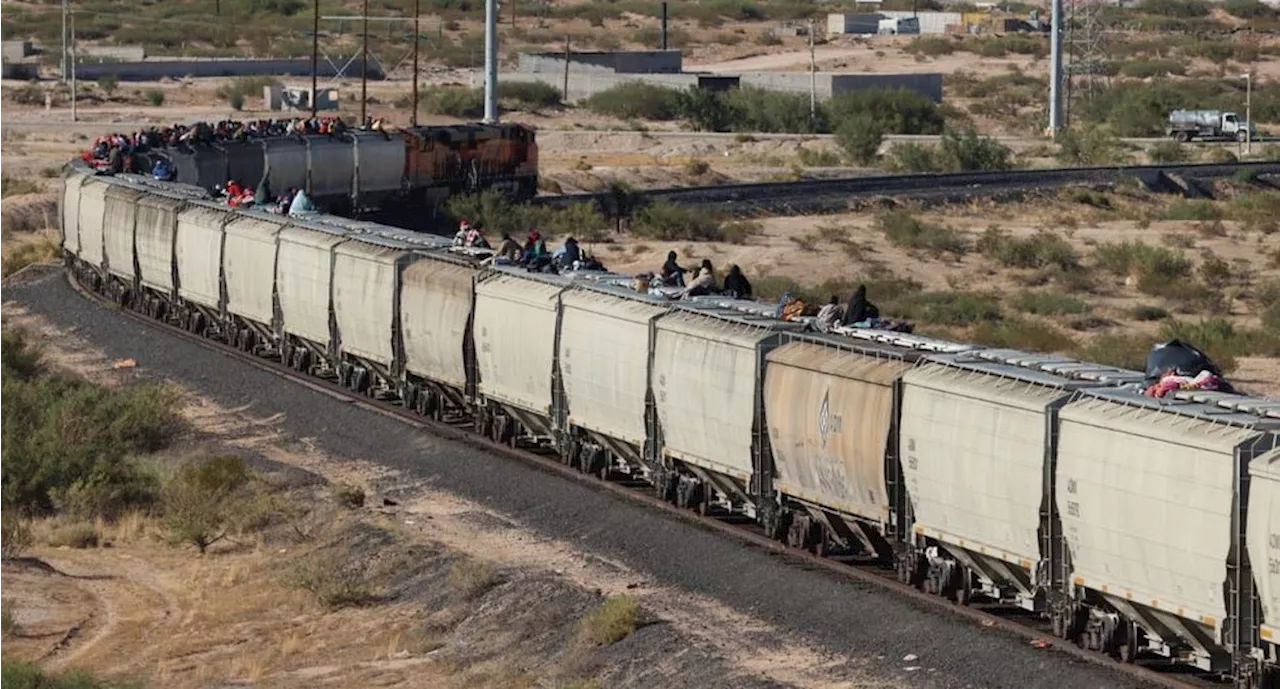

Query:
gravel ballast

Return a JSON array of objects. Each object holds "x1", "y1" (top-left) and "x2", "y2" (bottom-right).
[{"x1": 4, "y1": 269, "x2": 1161, "y2": 689}]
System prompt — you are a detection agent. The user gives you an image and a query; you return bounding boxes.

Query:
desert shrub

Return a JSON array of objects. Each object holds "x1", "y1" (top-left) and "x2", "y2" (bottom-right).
[
  {"x1": 970, "y1": 318, "x2": 1076, "y2": 352},
  {"x1": 1, "y1": 175, "x2": 38, "y2": 198},
  {"x1": 1227, "y1": 190, "x2": 1280, "y2": 231},
  {"x1": 1159, "y1": 199, "x2": 1221, "y2": 221},
  {"x1": 2, "y1": 331, "x2": 180, "y2": 517},
  {"x1": 289, "y1": 556, "x2": 375, "y2": 609},
  {"x1": 1055, "y1": 127, "x2": 1131, "y2": 166},
  {"x1": 825, "y1": 88, "x2": 945, "y2": 136},
  {"x1": 835, "y1": 115, "x2": 884, "y2": 164},
  {"x1": 1199, "y1": 253, "x2": 1233, "y2": 289},
  {"x1": 584, "y1": 82, "x2": 684, "y2": 121},
  {"x1": 1, "y1": 517, "x2": 33, "y2": 559},
  {"x1": 1133, "y1": 304, "x2": 1170, "y2": 321},
  {"x1": 96, "y1": 74, "x2": 119, "y2": 96},
  {"x1": 1061, "y1": 188, "x2": 1114, "y2": 210},
  {"x1": 145, "y1": 89, "x2": 165, "y2": 107},
  {"x1": 450, "y1": 560, "x2": 500, "y2": 599},
  {"x1": 1073, "y1": 333, "x2": 1153, "y2": 370},
  {"x1": 163, "y1": 455, "x2": 251, "y2": 553},
  {"x1": 1137, "y1": 0, "x2": 1210, "y2": 17},
  {"x1": 1, "y1": 660, "x2": 141, "y2": 689},
  {"x1": 332, "y1": 483, "x2": 365, "y2": 509},
  {"x1": 1093, "y1": 241, "x2": 1193, "y2": 281},
  {"x1": 215, "y1": 76, "x2": 279, "y2": 110},
  {"x1": 1148, "y1": 141, "x2": 1190, "y2": 164},
  {"x1": 1159, "y1": 318, "x2": 1241, "y2": 373},
  {"x1": 883, "y1": 142, "x2": 943, "y2": 173},
  {"x1": 1224, "y1": 0, "x2": 1277, "y2": 17},
  {"x1": 1, "y1": 234, "x2": 61, "y2": 277},
  {"x1": 679, "y1": 87, "x2": 738, "y2": 132},
  {"x1": 896, "y1": 291, "x2": 1000, "y2": 325},
  {"x1": 631, "y1": 201, "x2": 752, "y2": 243},
  {"x1": 1011, "y1": 290, "x2": 1090, "y2": 316},
  {"x1": 1, "y1": 604, "x2": 14, "y2": 638},
  {"x1": 421, "y1": 87, "x2": 485, "y2": 118},
  {"x1": 876, "y1": 210, "x2": 968, "y2": 257},
  {"x1": 46, "y1": 521, "x2": 100, "y2": 549},
  {"x1": 1120, "y1": 58, "x2": 1186, "y2": 79},
  {"x1": 796, "y1": 147, "x2": 842, "y2": 167},
  {"x1": 977, "y1": 228, "x2": 1080, "y2": 271},
  {"x1": 498, "y1": 80, "x2": 562, "y2": 109},
  {"x1": 905, "y1": 36, "x2": 955, "y2": 56},
  {"x1": 724, "y1": 86, "x2": 821, "y2": 134},
  {"x1": 936, "y1": 127, "x2": 1014, "y2": 172},
  {"x1": 444, "y1": 191, "x2": 607, "y2": 238},
  {"x1": 579, "y1": 596, "x2": 640, "y2": 646}
]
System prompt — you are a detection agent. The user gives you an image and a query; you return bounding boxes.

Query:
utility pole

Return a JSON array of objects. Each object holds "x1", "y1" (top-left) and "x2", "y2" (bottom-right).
[
  {"x1": 1245, "y1": 71, "x2": 1253, "y2": 157},
  {"x1": 311, "y1": 0, "x2": 319, "y2": 118},
  {"x1": 563, "y1": 35, "x2": 570, "y2": 106},
  {"x1": 809, "y1": 19, "x2": 817, "y2": 122},
  {"x1": 412, "y1": 0, "x2": 421, "y2": 127},
  {"x1": 1048, "y1": 0, "x2": 1065, "y2": 135},
  {"x1": 70, "y1": 10, "x2": 77, "y2": 122},
  {"x1": 483, "y1": 0, "x2": 499, "y2": 123},
  {"x1": 360, "y1": 0, "x2": 369, "y2": 124},
  {"x1": 61, "y1": 0, "x2": 68, "y2": 84}
]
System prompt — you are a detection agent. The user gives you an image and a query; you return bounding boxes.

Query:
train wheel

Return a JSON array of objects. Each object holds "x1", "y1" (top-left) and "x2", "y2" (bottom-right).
[
  {"x1": 953, "y1": 568, "x2": 973, "y2": 606},
  {"x1": 1116, "y1": 622, "x2": 1138, "y2": 663}
]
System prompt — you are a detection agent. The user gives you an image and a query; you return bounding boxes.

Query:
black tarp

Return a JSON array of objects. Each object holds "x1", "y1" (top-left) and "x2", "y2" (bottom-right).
[{"x1": 1144, "y1": 339, "x2": 1235, "y2": 391}]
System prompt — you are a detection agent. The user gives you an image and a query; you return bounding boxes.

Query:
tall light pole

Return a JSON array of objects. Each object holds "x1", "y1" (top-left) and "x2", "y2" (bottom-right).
[
  {"x1": 808, "y1": 18, "x2": 817, "y2": 124},
  {"x1": 360, "y1": 0, "x2": 370, "y2": 124},
  {"x1": 311, "y1": 0, "x2": 320, "y2": 118},
  {"x1": 61, "y1": 0, "x2": 68, "y2": 84},
  {"x1": 483, "y1": 0, "x2": 498, "y2": 123},
  {"x1": 69, "y1": 10, "x2": 77, "y2": 123},
  {"x1": 1048, "y1": 0, "x2": 1065, "y2": 135},
  {"x1": 412, "y1": 0, "x2": 421, "y2": 127}
]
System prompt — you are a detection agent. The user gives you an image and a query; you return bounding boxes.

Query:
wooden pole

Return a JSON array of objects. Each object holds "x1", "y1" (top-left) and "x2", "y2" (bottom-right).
[
  {"x1": 360, "y1": 0, "x2": 369, "y2": 123},
  {"x1": 311, "y1": 0, "x2": 319, "y2": 117},
  {"x1": 412, "y1": 0, "x2": 421, "y2": 127},
  {"x1": 563, "y1": 35, "x2": 570, "y2": 104}
]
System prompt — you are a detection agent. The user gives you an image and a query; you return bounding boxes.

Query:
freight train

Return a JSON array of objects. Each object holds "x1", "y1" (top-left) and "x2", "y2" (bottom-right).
[
  {"x1": 60, "y1": 164, "x2": 1280, "y2": 688},
  {"x1": 160, "y1": 122, "x2": 538, "y2": 215}
]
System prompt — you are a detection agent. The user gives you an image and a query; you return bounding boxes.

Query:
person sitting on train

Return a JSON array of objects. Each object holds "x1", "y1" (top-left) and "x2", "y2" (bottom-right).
[
  {"x1": 661, "y1": 251, "x2": 689, "y2": 287},
  {"x1": 526, "y1": 236, "x2": 554, "y2": 272},
  {"x1": 151, "y1": 158, "x2": 175, "y2": 182},
  {"x1": 816, "y1": 296, "x2": 844, "y2": 332},
  {"x1": 495, "y1": 233, "x2": 522, "y2": 263},
  {"x1": 454, "y1": 220, "x2": 472, "y2": 247},
  {"x1": 722, "y1": 265, "x2": 752, "y2": 299},
  {"x1": 557, "y1": 237, "x2": 582, "y2": 268},
  {"x1": 839, "y1": 285, "x2": 880, "y2": 327},
  {"x1": 677, "y1": 260, "x2": 717, "y2": 300},
  {"x1": 288, "y1": 189, "x2": 320, "y2": 216},
  {"x1": 521, "y1": 230, "x2": 542, "y2": 262}
]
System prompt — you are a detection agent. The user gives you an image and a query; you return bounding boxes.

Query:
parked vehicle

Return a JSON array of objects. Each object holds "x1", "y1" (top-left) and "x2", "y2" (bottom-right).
[{"x1": 1167, "y1": 109, "x2": 1256, "y2": 142}]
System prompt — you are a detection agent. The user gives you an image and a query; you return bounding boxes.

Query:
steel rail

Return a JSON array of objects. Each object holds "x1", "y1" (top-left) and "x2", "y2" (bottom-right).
[{"x1": 60, "y1": 266, "x2": 1213, "y2": 689}]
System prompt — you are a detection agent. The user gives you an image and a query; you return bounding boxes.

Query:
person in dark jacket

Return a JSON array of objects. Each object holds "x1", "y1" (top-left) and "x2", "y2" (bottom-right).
[
  {"x1": 661, "y1": 251, "x2": 689, "y2": 287},
  {"x1": 561, "y1": 237, "x2": 582, "y2": 267},
  {"x1": 722, "y1": 264, "x2": 752, "y2": 299},
  {"x1": 840, "y1": 284, "x2": 880, "y2": 326}
]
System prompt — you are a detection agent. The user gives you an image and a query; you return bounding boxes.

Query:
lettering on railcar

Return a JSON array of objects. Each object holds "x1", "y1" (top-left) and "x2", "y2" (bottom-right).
[
  {"x1": 1067, "y1": 478, "x2": 1077, "y2": 495},
  {"x1": 1066, "y1": 501, "x2": 1080, "y2": 518},
  {"x1": 1271, "y1": 534, "x2": 1280, "y2": 575}
]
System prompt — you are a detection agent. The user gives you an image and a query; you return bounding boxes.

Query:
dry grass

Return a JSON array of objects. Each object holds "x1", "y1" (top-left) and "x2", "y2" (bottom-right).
[
  {"x1": 1, "y1": 194, "x2": 58, "y2": 236},
  {"x1": 578, "y1": 595, "x2": 641, "y2": 647},
  {"x1": 450, "y1": 559, "x2": 500, "y2": 600},
  {"x1": 2, "y1": 232, "x2": 61, "y2": 277}
]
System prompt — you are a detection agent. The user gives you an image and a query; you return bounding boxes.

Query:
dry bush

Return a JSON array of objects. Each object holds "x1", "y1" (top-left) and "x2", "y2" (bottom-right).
[
  {"x1": 2, "y1": 194, "x2": 58, "y2": 236},
  {"x1": 578, "y1": 595, "x2": 641, "y2": 646},
  {"x1": 1, "y1": 516, "x2": 33, "y2": 559},
  {"x1": 289, "y1": 554, "x2": 376, "y2": 609},
  {"x1": 331, "y1": 483, "x2": 366, "y2": 509},
  {"x1": 45, "y1": 521, "x2": 100, "y2": 549},
  {"x1": 449, "y1": 560, "x2": 500, "y2": 600}
]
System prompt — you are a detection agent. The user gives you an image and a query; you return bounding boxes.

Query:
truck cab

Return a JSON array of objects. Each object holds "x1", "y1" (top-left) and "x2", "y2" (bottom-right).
[{"x1": 878, "y1": 17, "x2": 920, "y2": 35}]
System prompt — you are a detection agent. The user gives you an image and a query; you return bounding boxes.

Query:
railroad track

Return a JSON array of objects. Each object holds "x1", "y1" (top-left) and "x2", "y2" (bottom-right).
[
  {"x1": 534, "y1": 160, "x2": 1280, "y2": 216},
  {"x1": 61, "y1": 266, "x2": 1227, "y2": 689}
]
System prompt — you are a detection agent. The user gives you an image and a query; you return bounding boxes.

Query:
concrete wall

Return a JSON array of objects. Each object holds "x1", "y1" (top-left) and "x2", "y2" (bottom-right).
[
  {"x1": 81, "y1": 45, "x2": 148, "y2": 61},
  {"x1": 69, "y1": 57, "x2": 384, "y2": 82},
  {"x1": 488, "y1": 70, "x2": 702, "y2": 102},
  {"x1": 737, "y1": 72, "x2": 943, "y2": 102},
  {"x1": 518, "y1": 51, "x2": 683, "y2": 75},
  {"x1": 2, "y1": 41, "x2": 33, "y2": 61}
]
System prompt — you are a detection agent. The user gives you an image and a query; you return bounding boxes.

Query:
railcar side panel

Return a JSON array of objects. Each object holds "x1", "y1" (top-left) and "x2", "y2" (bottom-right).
[
  {"x1": 1248, "y1": 448, "x2": 1280, "y2": 646},
  {"x1": 764, "y1": 342, "x2": 911, "y2": 522},
  {"x1": 223, "y1": 215, "x2": 285, "y2": 326},
  {"x1": 135, "y1": 195, "x2": 185, "y2": 293},
  {"x1": 307, "y1": 137, "x2": 354, "y2": 200},
  {"x1": 401, "y1": 260, "x2": 476, "y2": 390},
  {"x1": 900, "y1": 364, "x2": 1068, "y2": 565},
  {"x1": 61, "y1": 173, "x2": 87, "y2": 254},
  {"x1": 559, "y1": 290, "x2": 668, "y2": 446},
  {"x1": 276, "y1": 226, "x2": 348, "y2": 346},
  {"x1": 332, "y1": 241, "x2": 409, "y2": 366},
  {"x1": 103, "y1": 186, "x2": 144, "y2": 281},
  {"x1": 474, "y1": 273, "x2": 563, "y2": 415},
  {"x1": 1058, "y1": 395, "x2": 1265, "y2": 629},
  {"x1": 352, "y1": 133, "x2": 406, "y2": 199},
  {"x1": 76, "y1": 178, "x2": 110, "y2": 269},
  {"x1": 652, "y1": 312, "x2": 773, "y2": 480},
  {"x1": 175, "y1": 204, "x2": 231, "y2": 309},
  {"x1": 263, "y1": 139, "x2": 309, "y2": 196}
]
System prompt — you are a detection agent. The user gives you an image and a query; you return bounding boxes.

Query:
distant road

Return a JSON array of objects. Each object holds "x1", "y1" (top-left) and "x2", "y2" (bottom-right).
[{"x1": 3, "y1": 118, "x2": 1264, "y2": 149}]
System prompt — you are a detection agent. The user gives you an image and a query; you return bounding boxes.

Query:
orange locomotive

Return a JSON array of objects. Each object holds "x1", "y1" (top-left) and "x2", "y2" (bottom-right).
[{"x1": 402, "y1": 123, "x2": 539, "y2": 207}]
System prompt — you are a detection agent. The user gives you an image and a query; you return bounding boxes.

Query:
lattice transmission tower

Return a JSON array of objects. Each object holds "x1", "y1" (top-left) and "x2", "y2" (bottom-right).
[{"x1": 1061, "y1": 0, "x2": 1111, "y2": 128}]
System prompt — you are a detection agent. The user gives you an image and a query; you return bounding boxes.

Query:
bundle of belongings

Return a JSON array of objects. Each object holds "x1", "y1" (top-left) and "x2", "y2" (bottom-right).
[{"x1": 1142, "y1": 339, "x2": 1235, "y2": 398}]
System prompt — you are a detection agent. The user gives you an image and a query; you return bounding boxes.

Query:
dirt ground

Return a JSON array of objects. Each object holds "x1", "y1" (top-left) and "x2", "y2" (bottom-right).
[{"x1": 0, "y1": 302, "x2": 883, "y2": 689}]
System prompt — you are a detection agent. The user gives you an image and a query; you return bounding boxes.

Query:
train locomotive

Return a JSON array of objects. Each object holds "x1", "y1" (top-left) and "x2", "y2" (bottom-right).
[
  {"x1": 59, "y1": 164, "x2": 1280, "y2": 688},
  {"x1": 159, "y1": 122, "x2": 538, "y2": 215}
]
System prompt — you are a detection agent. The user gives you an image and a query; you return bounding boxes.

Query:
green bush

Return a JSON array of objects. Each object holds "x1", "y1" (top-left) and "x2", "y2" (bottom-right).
[
  {"x1": 1159, "y1": 199, "x2": 1221, "y2": 221},
  {"x1": 584, "y1": 81, "x2": 685, "y2": 121},
  {"x1": 977, "y1": 228, "x2": 1081, "y2": 271},
  {"x1": 1119, "y1": 58, "x2": 1186, "y2": 79},
  {"x1": 499, "y1": 80, "x2": 563, "y2": 109},
  {"x1": 725, "y1": 86, "x2": 822, "y2": 134},
  {"x1": 2, "y1": 331, "x2": 179, "y2": 518},
  {"x1": 826, "y1": 88, "x2": 945, "y2": 136},
  {"x1": 630, "y1": 200, "x2": 756, "y2": 243},
  {"x1": 1011, "y1": 290, "x2": 1090, "y2": 316},
  {"x1": 835, "y1": 115, "x2": 884, "y2": 165},
  {"x1": 145, "y1": 89, "x2": 165, "y2": 107},
  {"x1": 796, "y1": 147, "x2": 842, "y2": 167},
  {"x1": 1148, "y1": 141, "x2": 1190, "y2": 164},
  {"x1": 2, "y1": 661, "x2": 142, "y2": 689},
  {"x1": 215, "y1": 76, "x2": 279, "y2": 110},
  {"x1": 0, "y1": 175, "x2": 38, "y2": 198},
  {"x1": 1073, "y1": 333, "x2": 1153, "y2": 370},
  {"x1": 906, "y1": 36, "x2": 955, "y2": 56},
  {"x1": 579, "y1": 596, "x2": 641, "y2": 646},
  {"x1": 876, "y1": 210, "x2": 968, "y2": 257},
  {"x1": 1055, "y1": 127, "x2": 1131, "y2": 166},
  {"x1": 884, "y1": 142, "x2": 944, "y2": 173},
  {"x1": 1137, "y1": 0, "x2": 1210, "y2": 17},
  {"x1": 937, "y1": 127, "x2": 1015, "y2": 172},
  {"x1": 896, "y1": 291, "x2": 1001, "y2": 326},
  {"x1": 421, "y1": 87, "x2": 485, "y2": 118},
  {"x1": 444, "y1": 191, "x2": 607, "y2": 239},
  {"x1": 970, "y1": 317, "x2": 1076, "y2": 352},
  {"x1": 1223, "y1": 0, "x2": 1277, "y2": 17}
]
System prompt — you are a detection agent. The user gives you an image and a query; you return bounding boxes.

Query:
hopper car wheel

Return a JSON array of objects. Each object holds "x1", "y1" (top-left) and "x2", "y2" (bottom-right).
[
  {"x1": 1116, "y1": 622, "x2": 1138, "y2": 663},
  {"x1": 952, "y1": 568, "x2": 973, "y2": 606},
  {"x1": 1051, "y1": 610, "x2": 1067, "y2": 638},
  {"x1": 895, "y1": 555, "x2": 912, "y2": 584},
  {"x1": 786, "y1": 517, "x2": 807, "y2": 550},
  {"x1": 655, "y1": 471, "x2": 677, "y2": 503}
]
